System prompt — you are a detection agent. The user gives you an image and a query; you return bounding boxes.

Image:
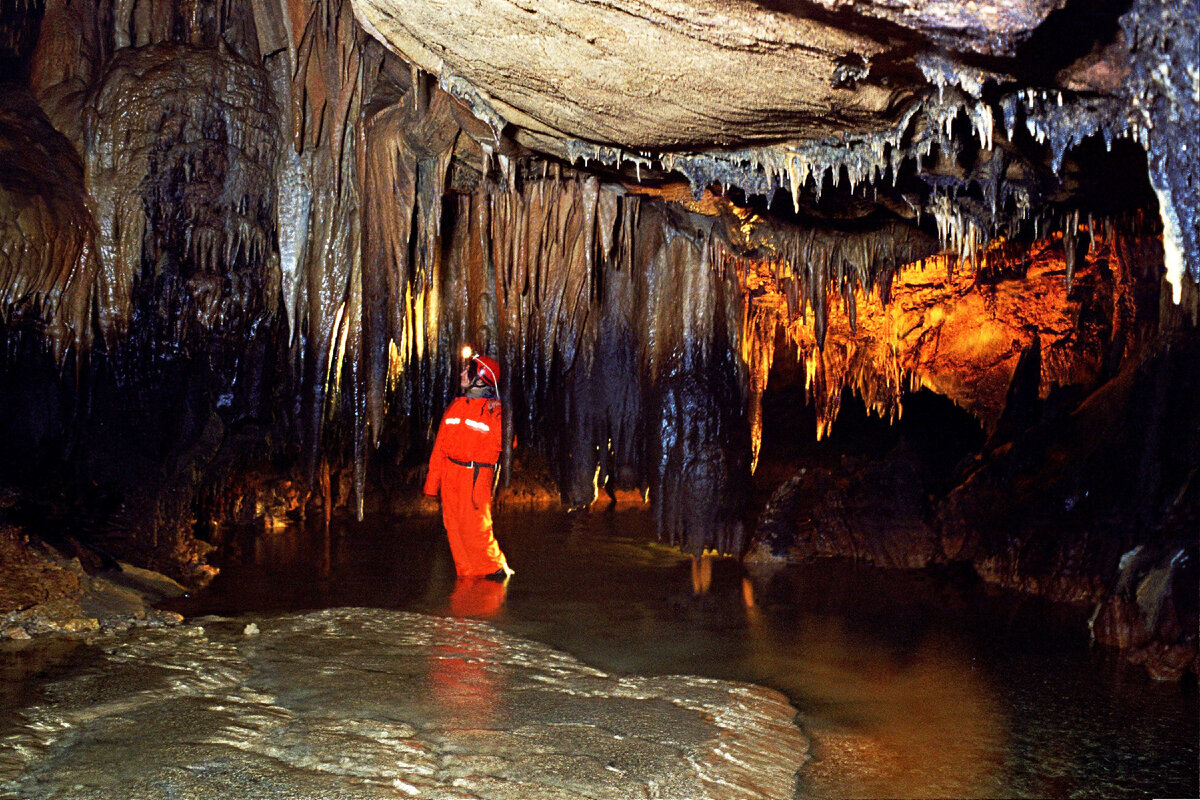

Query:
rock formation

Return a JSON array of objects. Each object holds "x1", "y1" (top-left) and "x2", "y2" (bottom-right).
[{"x1": 0, "y1": 0, "x2": 1196, "y2": 674}]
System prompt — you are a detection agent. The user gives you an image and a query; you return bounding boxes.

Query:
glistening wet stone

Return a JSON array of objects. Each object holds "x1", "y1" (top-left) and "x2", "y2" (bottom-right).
[{"x1": 0, "y1": 608, "x2": 806, "y2": 800}]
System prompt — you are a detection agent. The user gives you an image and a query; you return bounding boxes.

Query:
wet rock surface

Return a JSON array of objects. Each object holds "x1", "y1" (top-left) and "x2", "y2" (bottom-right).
[
  {"x1": 1091, "y1": 543, "x2": 1200, "y2": 681},
  {"x1": 0, "y1": 522, "x2": 188, "y2": 642},
  {"x1": 0, "y1": 527, "x2": 81, "y2": 621},
  {"x1": 0, "y1": 608, "x2": 807, "y2": 800},
  {"x1": 754, "y1": 450, "x2": 940, "y2": 570},
  {"x1": 936, "y1": 338, "x2": 1200, "y2": 677}
]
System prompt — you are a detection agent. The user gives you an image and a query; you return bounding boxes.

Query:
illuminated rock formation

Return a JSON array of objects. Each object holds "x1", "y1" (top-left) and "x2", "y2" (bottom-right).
[
  {"x1": 0, "y1": 0, "x2": 1196, "y2": 674},
  {"x1": 351, "y1": 0, "x2": 905, "y2": 148}
]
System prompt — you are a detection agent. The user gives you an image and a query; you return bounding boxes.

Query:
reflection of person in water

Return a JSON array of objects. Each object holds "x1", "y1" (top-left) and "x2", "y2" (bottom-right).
[
  {"x1": 429, "y1": 577, "x2": 508, "y2": 730},
  {"x1": 447, "y1": 576, "x2": 508, "y2": 618},
  {"x1": 423, "y1": 349, "x2": 514, "y2": 581}
]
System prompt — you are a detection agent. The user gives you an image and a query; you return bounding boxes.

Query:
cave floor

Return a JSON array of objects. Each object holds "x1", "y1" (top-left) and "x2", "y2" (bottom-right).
[
  {"x1": 0, "y1": 607, "x2": 805, "y2": 800},
  {"x1": 3, "y1": 508, "x2": 1198, "y2": 799}
]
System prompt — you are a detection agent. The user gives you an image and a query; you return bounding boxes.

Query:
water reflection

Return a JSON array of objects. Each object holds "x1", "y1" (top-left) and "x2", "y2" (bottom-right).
[
  {"x1": 425, "y1": 578, "x2": 512, "y2": 734},
  {"x1": 694, "y1": 567, "x2": 1007, "y2": 798},
  {"x1": 787, "y1": 626, "x2": 1006, "y2": 798},
  {"x1": 0, "y1": 637, "x2": 86, "y2": 716},
  {"x1": 446, "y1": 577, "x2": 508, "y2": 619},
  {"x1": 153, "y1": 508, "x2": 1197, "y2": 799},
  {"x1": 427, "y1": 621, "x2": 504, "y2": 731}
]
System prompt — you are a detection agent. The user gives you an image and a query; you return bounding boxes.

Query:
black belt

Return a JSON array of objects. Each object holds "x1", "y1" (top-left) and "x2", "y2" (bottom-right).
[
  {"x1": 447, "y1": 457, "x2": 499, "y2": 506},
  {"x1": 447, "y1": 457, "x2": 497, "y2": 470}
]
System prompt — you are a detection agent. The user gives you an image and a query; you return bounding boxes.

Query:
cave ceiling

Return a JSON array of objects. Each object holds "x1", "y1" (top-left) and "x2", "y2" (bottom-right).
[
  {"x1": 353, "y1": 0, "x2": 1045, "y2": 150},
  {"x1": 352, "y1": 0, "x2": 1198, "y2": 300}
]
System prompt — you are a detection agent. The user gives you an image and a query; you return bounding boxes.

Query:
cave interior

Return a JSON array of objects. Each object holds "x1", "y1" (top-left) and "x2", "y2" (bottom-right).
[{"x1": 0, "y1": 0, "x2": 1197, "y2": 679}]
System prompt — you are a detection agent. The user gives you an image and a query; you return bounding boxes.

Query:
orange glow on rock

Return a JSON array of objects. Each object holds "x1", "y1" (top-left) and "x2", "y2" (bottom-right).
[{"x1": 732, "y1": 222, "x2": 1146, "y2": 438}]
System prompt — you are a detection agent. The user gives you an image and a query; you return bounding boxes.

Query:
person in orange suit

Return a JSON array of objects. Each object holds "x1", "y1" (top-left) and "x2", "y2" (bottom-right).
[{"x1": 424, "y1": 352, "x2": 515, "y2": 581}]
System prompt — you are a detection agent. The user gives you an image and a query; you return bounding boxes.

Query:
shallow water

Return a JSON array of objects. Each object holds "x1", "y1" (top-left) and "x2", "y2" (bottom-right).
[{"x1": 11, "y1": 507, "x2": 1200, "y2": 799}]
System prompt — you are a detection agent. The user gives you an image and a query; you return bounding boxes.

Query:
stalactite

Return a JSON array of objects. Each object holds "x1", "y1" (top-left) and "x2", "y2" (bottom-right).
[
  {"x1": 272, "y1": 0, "x2": 370, "y2": 491},
  {"x1": 1063, "y1": 209, "x2": 1082, "y2": 291},
  {"x1": 743, "y1": 299, "x2": 776, "y2": 474},
  {"x1": 1119, "y1": 0, "x2": 1200, "y2": 303},
  {"x1": 638, "y1": 207, "x2": 749, "y2": 554},
  {"x1": 730, "y1": 217, "x2": 1157, "y2": 439},
  {"x1": 28, "y1": 0, "x2": 101, "y2": 148},
  {"x1": 82, "y1": 43, "x2": 279, "y2": 345}
]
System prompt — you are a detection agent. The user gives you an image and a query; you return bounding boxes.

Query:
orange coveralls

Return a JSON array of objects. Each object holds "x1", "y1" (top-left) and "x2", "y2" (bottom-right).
[{"x1": 423, "y1": 396, "x2": 509, "y2": 577}]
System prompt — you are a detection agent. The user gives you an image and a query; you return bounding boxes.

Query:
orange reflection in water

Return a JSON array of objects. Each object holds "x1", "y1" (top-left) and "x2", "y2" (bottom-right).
[
  {"x1": 765, "y1": 617, "x2": 1007, "y2": 799},
  {"x1": 446, "y1": 576, "x2": 508, "y2": 619},
  {"x1": 427, "y1": 630, "x2": 501, "y2": 730},
  {"x1": 677, "y1": 555, "x2": 1005, "y2": 797},
  {"x1": 426, "y1": 577, "x2": 510, "y2": 729}
]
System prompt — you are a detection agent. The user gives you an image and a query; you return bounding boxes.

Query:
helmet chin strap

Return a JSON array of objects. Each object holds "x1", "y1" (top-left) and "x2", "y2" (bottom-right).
[{"x1": 471, "y1": 355, "x2": 503, "y2": 407}]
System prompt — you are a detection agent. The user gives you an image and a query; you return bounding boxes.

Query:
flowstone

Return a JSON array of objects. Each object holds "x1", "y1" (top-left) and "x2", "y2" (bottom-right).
[{"x1": 0, "y1": 607, "x2": 807, "y2": 800}]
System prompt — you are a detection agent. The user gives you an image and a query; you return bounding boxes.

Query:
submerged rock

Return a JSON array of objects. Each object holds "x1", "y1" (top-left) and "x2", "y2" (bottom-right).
[
  {"x1": 1091, "y1": 544, "x2": 1199, "y2": 680},
  {"x1": 1, "y1": 608, "x2": 807, "y2": 800}
]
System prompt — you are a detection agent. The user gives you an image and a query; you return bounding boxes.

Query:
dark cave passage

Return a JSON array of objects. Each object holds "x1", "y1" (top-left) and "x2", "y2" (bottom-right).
[{"x1": 756, "y1": 367, "x2": 986, "y2": 480}]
